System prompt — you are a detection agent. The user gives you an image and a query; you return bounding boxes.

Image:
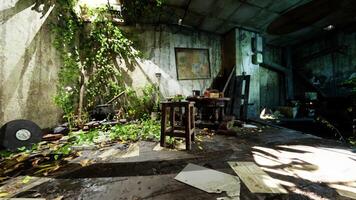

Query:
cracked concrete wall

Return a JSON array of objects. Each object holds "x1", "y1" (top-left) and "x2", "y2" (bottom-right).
[
  {"x1": 121, "y1": 25, "x2": 222, "y2": 97},
  {"x1": 0, "y1": 1, "x2": 61, "y2": 128}
]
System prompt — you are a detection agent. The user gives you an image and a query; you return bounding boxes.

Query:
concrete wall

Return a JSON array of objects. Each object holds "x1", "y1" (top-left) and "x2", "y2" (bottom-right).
[
  {"x1": 260, "y1": 45, "x2": 285, "y2": 108},
  {"x1": 0, "y1": 3, "x2": 222, "y2": 128},
  {"x1": 293, "y1": 32, "x2": 356, "y2": 97},
  {"x1": 235, "y1": 29, "x2": 260, "y2": 118},
  {"x1": 0, "y1": 0, "x2": 61, "y2": 128},
  {"x1": 222, "y1": 28, "x2": 285, "y2": 117},
  {"x1": 122, "y1": 25, "x2": 222, "y2": 97},
  {"x1": 2, "y1": 1, "x2": 290, "y2": 126},
  {"x1": 264, "y1": 45, "x2": 283, "y2": 65}
]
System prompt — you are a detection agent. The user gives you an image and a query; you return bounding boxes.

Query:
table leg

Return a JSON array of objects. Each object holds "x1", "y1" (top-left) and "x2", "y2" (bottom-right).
[{"x1": 160, "y1": 104, "x2": 167, "y2": 147}]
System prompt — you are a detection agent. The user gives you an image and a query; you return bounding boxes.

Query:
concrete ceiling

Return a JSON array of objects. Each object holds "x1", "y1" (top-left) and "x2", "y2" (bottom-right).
[{"x1": 155, "y1": 0, "x2": 356, "y2": 46}]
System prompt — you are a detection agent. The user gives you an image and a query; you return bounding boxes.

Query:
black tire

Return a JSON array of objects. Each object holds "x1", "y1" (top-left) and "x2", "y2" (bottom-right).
[{"x1": 0, "y1": 119, "x2": 43, "y2": 151}]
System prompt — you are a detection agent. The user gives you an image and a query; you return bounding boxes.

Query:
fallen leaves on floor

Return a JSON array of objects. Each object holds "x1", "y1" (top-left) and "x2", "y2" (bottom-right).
[
  {"x1": 34, "y1": 162, "x2": 61, "y2": 176},
  {"x1": 79, "y1": 159, "x2": 92, "y2": 167},
  {"x1": 22, "y1": 176, "x2": 32, "y2": 184},
  {"x1": 0, "y1": 192, "x2": 8, "y2": 197}
]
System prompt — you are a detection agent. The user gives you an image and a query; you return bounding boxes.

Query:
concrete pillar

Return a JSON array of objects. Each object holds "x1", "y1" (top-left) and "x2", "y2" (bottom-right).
[{"x1": 234, "y1": 28, "x2": 260, "y2": 118}]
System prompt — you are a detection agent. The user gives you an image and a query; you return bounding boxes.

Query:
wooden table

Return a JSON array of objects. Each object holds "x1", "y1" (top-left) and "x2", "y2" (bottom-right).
[{"x1": 186, "y1": 96, "x2": 231, "y2": 123}]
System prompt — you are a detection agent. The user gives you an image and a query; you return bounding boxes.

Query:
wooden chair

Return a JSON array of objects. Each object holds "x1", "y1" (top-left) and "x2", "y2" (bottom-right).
[{"x1": 160, "y1": 101, "x2": 195, "y2": 150}]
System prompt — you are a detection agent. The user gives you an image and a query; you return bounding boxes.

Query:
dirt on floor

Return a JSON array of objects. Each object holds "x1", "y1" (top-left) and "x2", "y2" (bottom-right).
[{"x1": 2, "y1": 124, "x2": 356, "y2": 200}]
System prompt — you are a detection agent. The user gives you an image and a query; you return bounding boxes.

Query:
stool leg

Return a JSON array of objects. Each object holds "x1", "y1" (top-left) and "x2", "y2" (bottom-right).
[
  {"x1": 185, "y1": 105, "x2": 191, "y2": 150},
  {"x1": 160, "y1": 104, "x2": 167, "y2": 147}
]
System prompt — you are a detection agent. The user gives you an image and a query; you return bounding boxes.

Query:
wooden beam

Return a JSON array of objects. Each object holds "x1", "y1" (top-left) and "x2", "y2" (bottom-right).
[
  {"x1": 260, "y1": 61, "x2": 290, "y2": 74},
  {"x1": 228, "y1": 161, "x2": 288, "y2": 194}
]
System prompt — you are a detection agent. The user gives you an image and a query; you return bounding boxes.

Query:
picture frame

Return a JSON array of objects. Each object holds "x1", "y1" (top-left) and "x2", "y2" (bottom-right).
[{"x1": 175, "y1": 48, "x2": 211, "y2": 80}]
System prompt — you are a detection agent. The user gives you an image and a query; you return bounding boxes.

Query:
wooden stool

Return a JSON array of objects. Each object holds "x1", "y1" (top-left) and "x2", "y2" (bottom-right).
[{"x1": 160, "y1": 101, "x2": 195, "y2": 150}]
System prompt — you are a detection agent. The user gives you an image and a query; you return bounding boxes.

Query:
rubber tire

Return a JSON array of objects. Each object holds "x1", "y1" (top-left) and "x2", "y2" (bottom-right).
[{"x1": 0, "y1": 119, "x2": 43, "y2": 151}]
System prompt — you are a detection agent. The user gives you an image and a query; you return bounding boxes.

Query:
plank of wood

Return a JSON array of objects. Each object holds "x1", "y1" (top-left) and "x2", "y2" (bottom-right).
[
  {"x1": 329, "y1": 183, "x2": 356, "y2": 199},
  {"x1": 228, "y1": 161, "x2": 287, "y2": 194},
  {"x1": 336, "y1": 188, "x2": 356, "y2": 199}
]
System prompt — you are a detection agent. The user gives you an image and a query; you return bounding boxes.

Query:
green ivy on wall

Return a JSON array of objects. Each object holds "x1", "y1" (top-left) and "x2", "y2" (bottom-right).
[{"x1": 51, "y1": 0, "x2": 164, "y2": 125}]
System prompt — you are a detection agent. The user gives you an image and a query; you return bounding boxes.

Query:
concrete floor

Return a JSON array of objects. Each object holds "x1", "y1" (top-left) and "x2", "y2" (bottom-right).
[{"x1": 14, "y1": 125, "x2": 356, "y2": 200}]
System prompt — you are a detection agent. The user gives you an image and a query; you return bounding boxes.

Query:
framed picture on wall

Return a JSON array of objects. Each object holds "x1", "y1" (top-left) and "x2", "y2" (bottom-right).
[{"x1": 175, "y1": 48, "x2": 211, "y2": 80}]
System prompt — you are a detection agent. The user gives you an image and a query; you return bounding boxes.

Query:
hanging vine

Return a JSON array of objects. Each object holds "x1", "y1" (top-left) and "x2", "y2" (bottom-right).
[{"x1": 51, "y1": 0, "x2": 165, "y2": 125}]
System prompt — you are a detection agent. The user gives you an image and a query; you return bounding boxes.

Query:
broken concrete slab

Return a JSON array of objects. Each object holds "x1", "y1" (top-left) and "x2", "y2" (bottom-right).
[{"x1": 174, "y1": 163, "x2": 240, "y2": 199}]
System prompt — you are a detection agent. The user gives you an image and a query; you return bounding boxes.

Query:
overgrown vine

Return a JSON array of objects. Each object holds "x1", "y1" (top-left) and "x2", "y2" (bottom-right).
[{"x1": 51, "y1": 0, "x2": 165, "y2": 125}]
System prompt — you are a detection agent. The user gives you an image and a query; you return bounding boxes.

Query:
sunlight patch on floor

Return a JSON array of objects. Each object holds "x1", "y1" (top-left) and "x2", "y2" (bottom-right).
[{"x1": 252, "y1": 144, "x2": 356, "y2": 199}]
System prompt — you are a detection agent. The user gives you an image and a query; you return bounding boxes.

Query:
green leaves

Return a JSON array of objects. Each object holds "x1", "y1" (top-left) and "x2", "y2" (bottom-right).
[
  {"x1": 109, "y1": 120, "x2": 161, "y2": 142},
  {"x1": 121, "y1": 0, "x2": 166, "y2": 24},
  {"x1": 52, "y1": 0, "x2": 162, "y2": 125}
]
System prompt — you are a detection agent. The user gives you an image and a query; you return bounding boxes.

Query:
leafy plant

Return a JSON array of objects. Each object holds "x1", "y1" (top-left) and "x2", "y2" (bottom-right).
[
  {"x1": 51, "y1": 0, "x2": 165, "y2": 125},
  {"x1": 121, "y1": 0, "x2": 166, "y2": 24},
  {"x1": 341, "y1": 77, "x2": 356, "y2": 92},
  {"x1": 109, "y1": 119, "x2": 161, "y2": 141},
  {"x1": 122, "y1": 84, "x2": 160, "y2": 119}
]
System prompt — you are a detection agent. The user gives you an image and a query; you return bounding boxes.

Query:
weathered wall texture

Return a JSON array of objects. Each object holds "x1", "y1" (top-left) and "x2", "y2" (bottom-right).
[
  {"x1": 1, "y1": 0, "x2": 288, "y2": 126},
  {"x1": 235, "y1": 29, "x2": 260, "y2": 117},
  {"x1": 260, "y1": 67, "x2": 283, "y2": 108},
  {"x1": 222, "y1": 28, "x2": 285, "y2": 117},
  {"x1": 293, "y1": 32, "x2": 356, "y2": 97},
  {"x1": 0, "y1": 7, "x2": 222, "y2": 128},
  {"x1": 0, "y1": 1, "x2": 61, "y2": 128},
  {"x1": 264, "y1": 45, "x2": 283, "y2": 66},
  {"x1": 121, "y1": 25, "x2": 222, "y2": 97},
  {"x1": 261, "y1": 45, "x2": 284, "y2": 108}
]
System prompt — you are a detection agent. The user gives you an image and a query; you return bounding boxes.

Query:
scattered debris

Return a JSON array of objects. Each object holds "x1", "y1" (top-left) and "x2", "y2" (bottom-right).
[
  {"x1": 42, "y1": 134, "x2": 63, "y2": 141},
  {"x1": 53, "y1": 195, "x2": 64, "y2": 200},
  {"x1": 242, "y1": 124, "x2": 258, "y2": 129},
  {"x1": 98, "y1": 148, "x2": 121, "y2": 160},
  {"x1": 0, "y1": 192, "x2": 8, "y2": 197},
  {"x1": 228, "y1": 161, "x2": 287, "y2": 194},
  {"x1": 79, "y1": 159, "x2": 93, "y2": 167},
  {"x1": 175, "y1": 163, "x2": 240, "y2": 199},
  {"x1": 22, "y1": 176, "x2": 32, "y2": 184},
  {"x1": 53, "y1": 126, "x2": 69, "y2": 135},
  {"x1": 153, "y1": 143, "x2": 164, "y2": 151},
  {"x1": 119, "y1": 119, "x2": 128, "y2": 124},
  {"x1": 120, "y1": 143, "x2": 140, "y2": 158},
  {"x1": 0, "y1": 176, "x2": 51, "y2": 198},
  {"x1": 260, "y1": 108, "x2": 280, "y2": 120}
]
